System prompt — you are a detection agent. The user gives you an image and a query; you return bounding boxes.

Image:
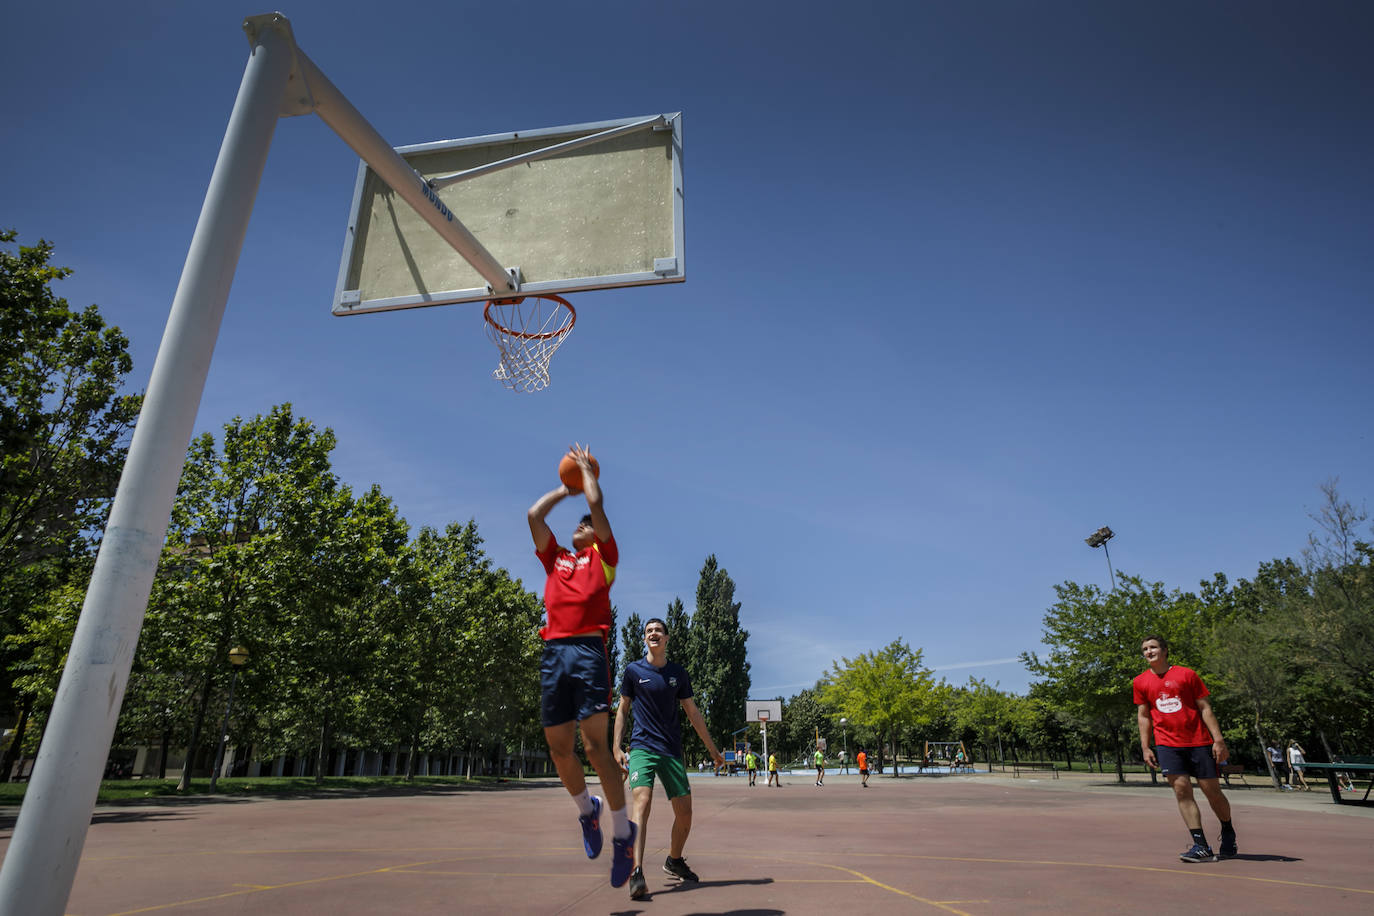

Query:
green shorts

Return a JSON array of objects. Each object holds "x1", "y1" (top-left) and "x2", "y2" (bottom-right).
[{"x1": 627, "y1": 749, "x2": 691, "y2": 799}]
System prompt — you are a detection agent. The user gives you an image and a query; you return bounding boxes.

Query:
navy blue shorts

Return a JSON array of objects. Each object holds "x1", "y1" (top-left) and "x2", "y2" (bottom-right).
[
  {"x1": 540, "y1": 636, "x2": 612, "y2": 727},
  {"x1": 1156, "y1": 744, "x2": 1219, "y2": 780}
]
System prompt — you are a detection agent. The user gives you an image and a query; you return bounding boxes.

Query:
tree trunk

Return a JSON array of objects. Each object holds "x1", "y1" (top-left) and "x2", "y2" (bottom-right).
[
  {"x1": 177, "y1": 666, "x2": 217, "y2": 791},
  {"x1": 405, "y1": 730, "x2": 420, "y2": 780},
  {"x1": 314, "y1": 713, "x2": 332, "y2": 786},
  {"x1": 1113, "y1": 727, "x2": 1125, "y2": 784},
  {"x1": 158, "y1": 728, "x2": 171, "y2": 779},
  {"x1": 1, "y1": 696, "x2": 33, "y2": 782}
]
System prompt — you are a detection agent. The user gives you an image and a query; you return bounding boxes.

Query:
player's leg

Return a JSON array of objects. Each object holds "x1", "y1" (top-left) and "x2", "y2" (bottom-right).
[
  {"x1": 1165, "y1": 753, "x2": 1217, "y2": 864},
  {"x1": 1166, "y1": 773, "x2": 1204, "y2": 830},
  {"x1": 660, "y1": 758, "x2": 698, "y2": 882},
  {"x1": 626, "y1": 750, "x2": 659, "y2": 869},
  {"x1": 579, "y1": 712, "x2": 626, "y2": 812},
  {"x1": 544, "y1": 720, "x2": 587, "y2": 796},
  {"x1": 631, "y1": 784, "x2": 653, "y2": 866},
  {"x1": 1195, "y1": 777, "x2": 1232, "y2": 823},
  {"x1": 1196, "y1": 775, "x2": 1237, "y2": 856},
  {"x1": 667, "y1": 793, "x2": 692, "y2": 858}
]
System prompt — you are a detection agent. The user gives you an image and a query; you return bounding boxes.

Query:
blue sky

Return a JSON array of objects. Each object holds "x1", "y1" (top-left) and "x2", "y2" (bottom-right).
[{"x1": 4, "y1": 1, "x2": 1371, "y2": 699}]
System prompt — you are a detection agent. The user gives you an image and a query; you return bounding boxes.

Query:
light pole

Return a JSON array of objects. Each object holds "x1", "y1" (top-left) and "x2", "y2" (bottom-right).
[
  {"x1": 1085, "y1": 526, "x2": 1116, "y2": 590},
  {"x1": 840, "y1": 718, "x2": 848, "y2": 774},
  {"x1": 209, "y1": 645, "x2": 250, "y2": 793}
]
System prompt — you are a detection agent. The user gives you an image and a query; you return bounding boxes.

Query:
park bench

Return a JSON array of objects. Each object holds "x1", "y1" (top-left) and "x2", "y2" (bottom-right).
[
  {"x1": 1302, "y1": 756, "x2": 1374, "y2": 806},
  {"x1": 1011, "y1": 760, "x2": 1059, "y2": 779},
  {"x1": 1219, "y1": 763, "x2": 1253, "y2": 788}
]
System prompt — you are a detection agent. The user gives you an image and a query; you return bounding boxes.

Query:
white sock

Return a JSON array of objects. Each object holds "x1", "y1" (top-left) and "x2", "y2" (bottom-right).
[
  {"x1": 572, "y1": 790, "x2": 596, "y2": 818},
  {"x1": 610, "y1": 803, "x2": 631, "y2": 840}
]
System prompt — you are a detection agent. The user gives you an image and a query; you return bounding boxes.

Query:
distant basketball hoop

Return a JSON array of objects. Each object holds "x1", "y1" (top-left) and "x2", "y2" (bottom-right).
[
  {"x1": 757, "y1": 709, "x2": 770, "y2": 722},
  {"x1": 483, "y1": 294, "x2": 576, "y2": 392}
]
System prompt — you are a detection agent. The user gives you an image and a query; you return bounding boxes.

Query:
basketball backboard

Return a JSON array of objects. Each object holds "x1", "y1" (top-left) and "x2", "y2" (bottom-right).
[
  {"x1": 746, "y1": 699, "x2": 782, "y2": 723},
  {"x1": 332, "y1": 113, "x2": 685, "y2": 316}
]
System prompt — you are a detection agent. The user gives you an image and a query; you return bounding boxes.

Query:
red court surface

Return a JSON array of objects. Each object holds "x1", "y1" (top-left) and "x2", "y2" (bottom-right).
[{"x1": 4, "y1": 771, "x2": 1371, "y2": 915}]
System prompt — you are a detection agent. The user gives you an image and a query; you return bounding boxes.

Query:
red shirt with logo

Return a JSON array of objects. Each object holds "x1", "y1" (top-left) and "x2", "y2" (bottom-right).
[
  {"x1": 537, "y1": 535, "x2": 618, "y2": 640},
  {"x1": 1132, "y1": 664, "x2": 1213, "y2": 747}
]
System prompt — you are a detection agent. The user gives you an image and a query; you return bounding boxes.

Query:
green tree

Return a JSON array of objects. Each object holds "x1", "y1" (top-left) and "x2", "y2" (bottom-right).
[
  {"x1": 820, "y1": 638, "x2": 934, "y2": 775},
  {"x1": 260, "y1": 484, "x2": 409, "y2": 783},
  {"x1": 1022, "y1": 574, "x2": 1215, "y2": 782},
  {"x1": 377, "y1": 521, "x2": 542, "y2": 779},
  {"x1": 664, "y1": 598, "x2": 692, "y2": 675},
  {"x1": 778, "y1": 687, "x2": 833, "y2": 763},
  {"x1": 136, "y1": 405, "x2": 341, "y2": 790},
  {"x1": 618, "y1": 612, "x2": 644, "y2": 684},
  {"x1": 684, "y1": 557, "x2": 751, "y2": 762},
  {"x1": 0, "y1": 230, "x2": 141, "y2": 592},
  {"x1": 0, "y1": 230, "x2": 141, "y2": 778}
]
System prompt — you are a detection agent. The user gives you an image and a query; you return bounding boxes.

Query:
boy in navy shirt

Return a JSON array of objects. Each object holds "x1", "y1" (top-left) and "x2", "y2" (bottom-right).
[{"x1": 614, "y1": 618, "x2": 724, "y2": 899}]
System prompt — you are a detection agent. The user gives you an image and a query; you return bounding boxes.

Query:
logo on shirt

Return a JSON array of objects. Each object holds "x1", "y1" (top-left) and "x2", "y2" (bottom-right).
[
  {"x1": 554, "y1": 551, "x2": 593, "y2": 577},
  {"x1": 668, "y1": 677, "x2": 678, "y2": 687},
  {"x1": 639, "y1": 678, "x2": 651, "y2": 684},
  {"x1": 1155, "y1": 694, "x2": 1183, "y2": 714}
]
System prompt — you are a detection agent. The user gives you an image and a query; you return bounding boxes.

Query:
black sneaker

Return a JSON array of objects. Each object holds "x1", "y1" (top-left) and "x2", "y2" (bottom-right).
[
  {"x1": 628, "y1": 866, "x2": 647, "y2": 899},
  {"x1": 1218, "y1": 833, "x2": 1238, "y2": 859},
  {"x1": 663, "y1": 856, "x2": 699, "y2": 882},
  {"x1": 1179, "y1": 843, "x2": 1217, "y2": 863}
]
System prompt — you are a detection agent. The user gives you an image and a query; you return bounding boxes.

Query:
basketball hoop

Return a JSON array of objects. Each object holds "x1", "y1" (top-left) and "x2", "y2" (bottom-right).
[{"x1": 483, "y1": 294, "x2": 576, "y2": 392}]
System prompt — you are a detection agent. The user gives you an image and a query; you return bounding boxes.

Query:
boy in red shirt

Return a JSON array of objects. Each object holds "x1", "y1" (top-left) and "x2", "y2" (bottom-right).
[
  {"x1": 528, "y1": 445, "x2": 635, "y2": 887},
  {"x1": 1133, "y1": 635, "x2": 1237, "y2": 863}
]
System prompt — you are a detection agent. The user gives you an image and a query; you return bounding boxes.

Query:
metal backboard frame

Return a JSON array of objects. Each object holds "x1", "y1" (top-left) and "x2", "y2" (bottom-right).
[{"x1": 333, "y1": 113, "x2": 685, "y2": 316}]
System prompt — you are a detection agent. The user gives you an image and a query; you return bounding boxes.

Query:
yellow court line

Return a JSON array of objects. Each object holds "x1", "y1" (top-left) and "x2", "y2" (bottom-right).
[
  {"x1": 784, "y1": 860, "x2": 977, "y2": 916},
  {"x1": 105, "y1": 856, "x2": 477, "y2": 916},
  {"x1": 101, "y1": 847, "x2": 1374, "y2": 915},
  {"x1": 81, "y1": 845, "x2": 511, "y2": 863},
  {"x1": 843, "y1": 852, "x2": 1374, "y2": 897},
  {"x1": 706, "y1": 849, "x2": 1374, "y2": 900}
]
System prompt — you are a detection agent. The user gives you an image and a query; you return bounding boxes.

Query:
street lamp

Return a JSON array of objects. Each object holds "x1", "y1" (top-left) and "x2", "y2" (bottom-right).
[
  {"x1": 208, "y1": 645, "x2": 250, "y2": 793},
  {"x1": 1084, "y1": 526, "x2": 1116, "y2": 590},
  {"x1": 840, "y1": 718, "x2": 848, "y2": 774}
]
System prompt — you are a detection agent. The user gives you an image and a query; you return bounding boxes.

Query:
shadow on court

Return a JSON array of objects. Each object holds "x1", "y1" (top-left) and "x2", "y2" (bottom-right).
[{"x1": 4, "y1": 773, "x2": 1371, "y2": 915}]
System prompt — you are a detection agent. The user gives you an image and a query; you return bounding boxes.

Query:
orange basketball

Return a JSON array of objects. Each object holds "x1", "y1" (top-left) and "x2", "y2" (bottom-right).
[{"x1": 558, "y1": 453, "x2": 600, "y2": 492}]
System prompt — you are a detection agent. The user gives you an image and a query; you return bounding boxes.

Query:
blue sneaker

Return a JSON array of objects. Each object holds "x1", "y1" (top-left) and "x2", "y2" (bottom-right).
[
  {"x1": 578, "y1": 795, "x2": 604, "y2": 859},
  {"x1": 610, "y1": 821, "x2": 637, "y2": 887},
  {"x1": 1179, "y1": 843, "x2": 1217, "y2": 863}
]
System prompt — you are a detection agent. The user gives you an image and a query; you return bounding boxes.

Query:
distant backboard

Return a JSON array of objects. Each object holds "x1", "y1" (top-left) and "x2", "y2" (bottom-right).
[
  {"x1": 333, "y1": 113, "x2": 684, "y2": 316},
  {"x1": 746, "y1": 700, "x2": 782, "y2": 723}
]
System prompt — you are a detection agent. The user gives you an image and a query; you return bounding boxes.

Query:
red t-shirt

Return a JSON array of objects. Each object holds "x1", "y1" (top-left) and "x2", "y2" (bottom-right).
[
  {"x1": 537, "y1": 535, "x2": 618, "y2": 640},
  {"x1": 856, "y1": 751, "x2": 868, "y2": 771},
  {"x1": 1132, "y1": 664, "x2": 1213, "y2": 747}
]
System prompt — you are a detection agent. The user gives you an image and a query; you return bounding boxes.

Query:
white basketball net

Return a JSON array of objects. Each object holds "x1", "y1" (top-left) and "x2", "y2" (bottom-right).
[{"x1": 484, "y1": 295, "x2": 576, "y2": 393}]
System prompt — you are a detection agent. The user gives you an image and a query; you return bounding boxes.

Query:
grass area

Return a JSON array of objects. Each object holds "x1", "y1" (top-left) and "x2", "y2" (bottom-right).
[{"x1": 0, "y1": 773, "x2": 538, "y2": 805}]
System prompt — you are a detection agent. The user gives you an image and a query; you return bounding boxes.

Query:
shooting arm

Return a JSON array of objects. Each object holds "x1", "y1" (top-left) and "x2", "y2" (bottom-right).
[
  {"x1": 568, "y1": 444, "x2": 612, "y2": 542},
  {"x1": 527, "y1": 485, "x2": 568, "y2": 553}
]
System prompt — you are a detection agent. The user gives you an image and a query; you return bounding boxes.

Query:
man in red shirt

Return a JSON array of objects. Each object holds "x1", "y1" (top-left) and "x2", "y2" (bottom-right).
[
  {"x1": 1133, "y1": 634, "x2": 1237, "y2": 863},
  {"x1": 528, "y1": 444, "x2": 635, "y2": 888}
]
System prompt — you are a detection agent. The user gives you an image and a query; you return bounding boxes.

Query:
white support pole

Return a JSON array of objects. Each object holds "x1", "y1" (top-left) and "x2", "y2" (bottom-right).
[
  {"x1": 291, "y1": 48, "x2": 517, "y2": 295},
  {"x1": 0, "y1": 20, "x2": 294, "y2": 916}
]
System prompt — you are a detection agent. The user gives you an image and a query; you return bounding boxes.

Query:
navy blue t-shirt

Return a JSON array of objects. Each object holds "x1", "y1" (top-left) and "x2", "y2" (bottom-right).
[{"x1": 621, "y1": 658, "x2": 693, "y2": 757}]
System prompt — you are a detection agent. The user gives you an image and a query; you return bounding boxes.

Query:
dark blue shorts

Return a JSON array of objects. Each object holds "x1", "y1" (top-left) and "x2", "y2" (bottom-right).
[
  {"x1": 540, "y1": 636, "x2": 612, "y2": 727},
  {"x1": 1157, "y1": 744, "x2": 1219, "y2": 780}
]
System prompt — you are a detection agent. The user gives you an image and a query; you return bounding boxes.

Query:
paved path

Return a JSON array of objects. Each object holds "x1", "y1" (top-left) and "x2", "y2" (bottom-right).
[{"x1": 3, "y1": 771, "x2": 1370, "y2": 914}]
